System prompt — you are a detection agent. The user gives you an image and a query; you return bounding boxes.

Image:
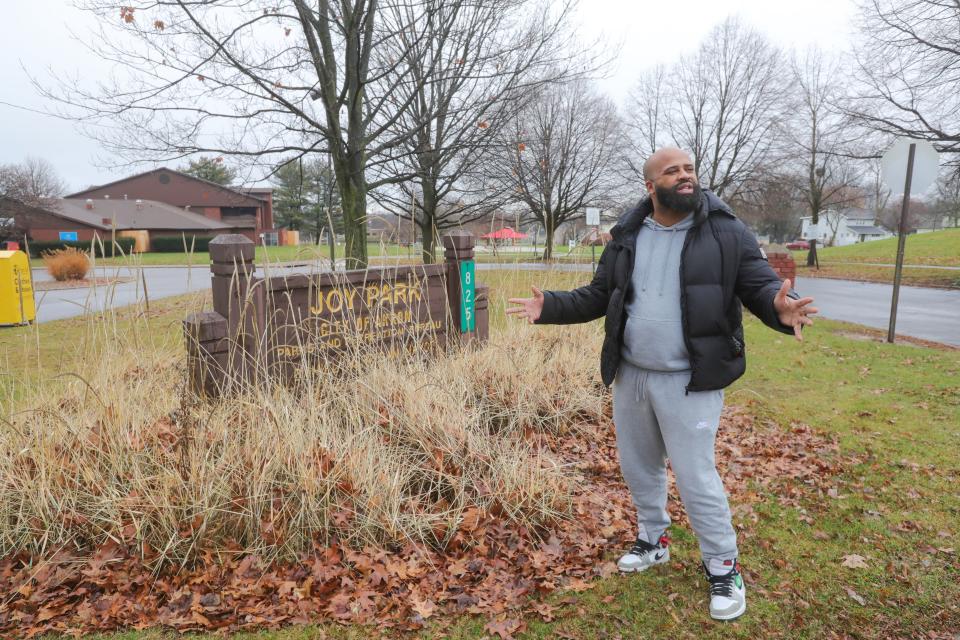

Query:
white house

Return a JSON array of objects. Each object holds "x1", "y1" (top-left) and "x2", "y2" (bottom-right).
[{"x1": 800, "y1": 209, "x2": 893, "y2": 247}]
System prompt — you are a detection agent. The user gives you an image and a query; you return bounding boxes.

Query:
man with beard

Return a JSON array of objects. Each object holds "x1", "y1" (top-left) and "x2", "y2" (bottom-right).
[{"x1": 506, "y1": 147, "x2": 816, "y2": 621}]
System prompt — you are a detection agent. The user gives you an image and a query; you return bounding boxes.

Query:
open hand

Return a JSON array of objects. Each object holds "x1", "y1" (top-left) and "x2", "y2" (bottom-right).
[
  {"x1": 506, "y1": 286, "x2": 545, "y2": 324},
  {"x1": 774, "y1": 279, "x2": 818, "y2": 341}
]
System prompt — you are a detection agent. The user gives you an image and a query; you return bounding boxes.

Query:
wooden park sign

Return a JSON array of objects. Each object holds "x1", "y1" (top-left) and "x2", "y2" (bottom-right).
[{"x1": 184, "y1": 231, "x2": 489, "y2": 396}]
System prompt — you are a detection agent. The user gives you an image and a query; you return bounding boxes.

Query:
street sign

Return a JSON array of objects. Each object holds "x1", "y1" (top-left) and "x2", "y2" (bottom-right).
[
  {"x1": 585, "y1": 207, "x2": 600, "y2": 227},
  {"x1": 882, "y1": 139, "x2": 939, "y2": 194},
  {"x1": 459, "y1": 259, "x2": 476, "y2": 332}
]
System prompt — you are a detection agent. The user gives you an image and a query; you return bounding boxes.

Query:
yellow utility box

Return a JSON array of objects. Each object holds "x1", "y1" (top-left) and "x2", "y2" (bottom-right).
[{"x1": 0, "y1": 251, "x2": 36, "y2": 326}]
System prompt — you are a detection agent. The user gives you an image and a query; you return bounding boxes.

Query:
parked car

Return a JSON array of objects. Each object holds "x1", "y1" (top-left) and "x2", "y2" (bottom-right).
[{"x1": 785, "y1": 239, "x2": 810, "y2": 250}]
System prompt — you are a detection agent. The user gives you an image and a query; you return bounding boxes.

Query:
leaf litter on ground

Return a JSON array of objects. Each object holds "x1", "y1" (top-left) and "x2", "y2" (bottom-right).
[{"x1": 0, "y1": 402, "x2": 858, "y2": 637}]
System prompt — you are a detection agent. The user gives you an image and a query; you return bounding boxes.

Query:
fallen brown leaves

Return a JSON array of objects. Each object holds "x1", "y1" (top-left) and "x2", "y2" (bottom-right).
[{"x1": 0, "y1": 405, "x2": 850, "y2": 637}]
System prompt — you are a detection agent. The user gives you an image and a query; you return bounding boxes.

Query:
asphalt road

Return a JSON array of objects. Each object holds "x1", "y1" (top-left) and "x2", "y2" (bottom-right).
[
  {"x1": 23, "y1": 265, "x2": 960, "y2": 347},
  {"x1": 30, "y1": 266, "x2": 211, "y2": 323},
  {"x1": 791, "y1": 278, "x2": 960, "y2": 347}
]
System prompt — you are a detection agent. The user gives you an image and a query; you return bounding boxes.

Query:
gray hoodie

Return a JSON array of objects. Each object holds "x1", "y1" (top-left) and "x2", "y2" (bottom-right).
[{"x1": 620, "y1": 212, "x2": 695, "y2": 372}]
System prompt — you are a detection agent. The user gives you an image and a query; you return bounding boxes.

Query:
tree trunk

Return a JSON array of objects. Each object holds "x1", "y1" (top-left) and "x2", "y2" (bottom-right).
[
  {"x1": 420, "y1": 180, "x2": 438, "y2": 263},
  {"x1": 543, "y1": 221, "x2": 554, "y2": 260},
  {"x1": 420, "y1": 218, "x2": 436, "y2": 263},
  {"x1": 340, "y1": 178, "x2": 368, "y2": 269},
  {"x1": 806, "y1": 238, "x2": 819, "y2": 268},
  {"x1": 806, "y1": 208, "x2": 820, "y2": 269}
]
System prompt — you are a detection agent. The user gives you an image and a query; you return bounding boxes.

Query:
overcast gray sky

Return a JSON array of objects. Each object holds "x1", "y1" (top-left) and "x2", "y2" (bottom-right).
[{"x1": 0, "y1": 0, "x2": 859, "y2": 191}]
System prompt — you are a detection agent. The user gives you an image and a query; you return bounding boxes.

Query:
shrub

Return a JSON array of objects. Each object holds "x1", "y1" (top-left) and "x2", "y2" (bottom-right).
[
  {"x1": 150, "y1": 235, "x2": 213, "y2": 253},
  {"x1": 0, "y1": 317, "x2": 604, "y2": 563},
  {"x1": 42, "y1": 247, "x2": 91, "y2": 281},
  {"x1": 28, "y1": 238, "x2": 136, "y2": 258}
]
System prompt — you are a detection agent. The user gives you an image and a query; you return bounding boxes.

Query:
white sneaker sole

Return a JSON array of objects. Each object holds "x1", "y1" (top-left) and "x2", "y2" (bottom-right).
[
  {"x1": 711, "y1": 599, "x2": 746, "y2": 621},
  {"x1": 617, "y1": 548, "x2": 670, "y2": 573}
]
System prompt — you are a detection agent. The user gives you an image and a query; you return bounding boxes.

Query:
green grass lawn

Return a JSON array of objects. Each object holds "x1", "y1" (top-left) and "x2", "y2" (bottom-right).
[
  {"x1": 11, "y1": 269, "x2": 960, "y2": 638},
  {"x1": 796, "y1": 263, "x2": 960, "y2": 289},
  {"x1": 40, "y1": 243, "x2": 595, "y2": 268},
  {"x1": 72, "y1": 242, "x2": 413, "y2": 267},
  {"x1": 791, "y1": 227, "x2": 960, "y2": 267},
  {"x1": 789, "y1": 228, "x2": 960, "y2": 288}
]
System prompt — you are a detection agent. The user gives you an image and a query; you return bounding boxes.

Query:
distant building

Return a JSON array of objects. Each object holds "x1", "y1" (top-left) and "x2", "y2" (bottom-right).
[
  {"x1": 800, "y1": 209, "x2": 892, "y2": 246},
  {"x1": 0, "y1": 196, "x2": 245, "y2": 250},
  {"x1": 67, "y1": 168, "x2": 274, "y2": 242}
]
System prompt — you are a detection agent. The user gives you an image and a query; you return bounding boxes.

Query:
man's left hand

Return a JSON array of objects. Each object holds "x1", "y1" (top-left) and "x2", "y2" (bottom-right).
[{"x1": 774, "y1": 279, "x2": 818, "y2": 341}]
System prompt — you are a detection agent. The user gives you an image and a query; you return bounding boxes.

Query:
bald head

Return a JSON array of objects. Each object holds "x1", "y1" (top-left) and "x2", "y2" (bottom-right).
[{"x1": 643, "y1": 147, "x2": 693, "y2": 181}]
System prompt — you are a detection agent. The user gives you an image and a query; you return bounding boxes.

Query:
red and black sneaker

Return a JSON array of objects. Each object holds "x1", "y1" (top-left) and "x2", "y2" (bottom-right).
[{"x1": 617, "y1": 533, "x2": 670, "y2": 573}]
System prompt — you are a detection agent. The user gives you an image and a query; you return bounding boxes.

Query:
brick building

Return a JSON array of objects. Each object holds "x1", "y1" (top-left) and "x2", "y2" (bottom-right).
[
  {"x1": 0, "y1": 197, "x2": 244, "y2": 250},
  {"x1": 68, "y1": 168, "x2": 274, "y2": 242}
]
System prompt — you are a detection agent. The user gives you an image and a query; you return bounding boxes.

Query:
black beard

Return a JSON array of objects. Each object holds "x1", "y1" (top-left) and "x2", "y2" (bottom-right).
[{"x1": 655, "y1": 182, "x2": 702, "y2": 214}]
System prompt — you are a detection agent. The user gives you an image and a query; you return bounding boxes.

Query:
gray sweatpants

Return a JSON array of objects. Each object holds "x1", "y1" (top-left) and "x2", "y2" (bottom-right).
[{"x1": 612, "y1": 362, "x2": 738, "y2": 562}]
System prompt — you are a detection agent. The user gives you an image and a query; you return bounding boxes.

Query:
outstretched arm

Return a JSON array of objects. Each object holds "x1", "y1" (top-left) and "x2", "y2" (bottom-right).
[
  {"x1": 505, "y1": 244, "x2": 615, "y2": 325},
  {"x1": 506, "y1": 286, "x2": 545, "y2": 324},
  {"x1": 735, "y1": 227, "x2": 817, "y2": 340},
  {"x1": 773, "y1": 278, "x2": 818, "y2": 341}
]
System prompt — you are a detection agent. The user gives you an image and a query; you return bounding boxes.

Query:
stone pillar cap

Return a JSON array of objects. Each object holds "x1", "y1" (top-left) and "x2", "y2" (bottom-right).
[
  {"x1": 209, "y1": 234, "x2": 255, "y2": 262},
  {"x1": 442, "y1": 230, "x2": 475, "y2": 250}
]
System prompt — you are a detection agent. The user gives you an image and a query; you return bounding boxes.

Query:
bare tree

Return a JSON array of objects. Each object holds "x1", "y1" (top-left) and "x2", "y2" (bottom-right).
[
  {"x1": 487, "y1": 81, "x2": 624, "y2": 259},
  {"x1": 933, "y1": 168, "x2": 960, "y2": 229},
  {"x1": 39, "y1": 0, "x2": 491, "y2": 267},
  {"x1": 788, "y1": 48, "x2": 865, "y2": 265},
  {"x1": 623, "y1": 64, "x2": 670, "y2": 175},
  {"x1": 846, "y1": 0, "x2": 960, "y2": 160},
  {"x1": 624, "y1": 18, "x2": 787, "y2": 198},
  {"x1": 367, "y1": 0, "x2": 597, "y2": 262},
  {"x1": 729, "y1": 170, "x2": 803, "y2": 244},
  {"x1": 0, "y1": 157, "x2": 67, "y2": 206},
  {"x1": 863, "y1": 157, "x2": 892, "y2": 219}
]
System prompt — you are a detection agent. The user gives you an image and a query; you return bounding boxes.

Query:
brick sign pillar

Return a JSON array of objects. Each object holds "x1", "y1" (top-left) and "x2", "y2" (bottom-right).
[
  {"x1": 767, "y1": 252, "x2": 797, "y2": 287},
  {"x1": 443, "y1": 230, "x2": 480, "y2": 346}
]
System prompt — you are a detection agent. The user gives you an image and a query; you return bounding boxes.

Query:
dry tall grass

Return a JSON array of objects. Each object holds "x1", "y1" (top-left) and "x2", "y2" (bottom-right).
[
  {"x1": 42, "y1": 247, "x2": 91, "y2": 281},
  {"x1": 0, "y1": 280, "x2": 606, "y2": 565}
]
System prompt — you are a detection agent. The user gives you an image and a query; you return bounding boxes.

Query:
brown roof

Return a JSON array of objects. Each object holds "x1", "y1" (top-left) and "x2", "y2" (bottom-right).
[
  {"x1": 44, "y1": 199, "x2": 236, "y2": 232},
  {"x1": 241, "y1": 187, "x2": 274, "y2": 200},
  {"x1": 67, "y1": 168, "x2": 264, "y2": 208}
]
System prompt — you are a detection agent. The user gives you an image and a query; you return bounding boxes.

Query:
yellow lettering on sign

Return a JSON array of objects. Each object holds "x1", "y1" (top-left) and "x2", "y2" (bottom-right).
[
  {"x1": 365, "y1": 285, "x2": 379, "y2": 307},
  {"x1": 326, "y1": 289, "x2": 343, "y2": 313}
]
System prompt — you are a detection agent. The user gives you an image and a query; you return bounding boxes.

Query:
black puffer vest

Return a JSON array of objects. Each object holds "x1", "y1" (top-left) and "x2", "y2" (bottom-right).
[{"x1": 536, "y1": 190, "x2": 795, "y2": 391}]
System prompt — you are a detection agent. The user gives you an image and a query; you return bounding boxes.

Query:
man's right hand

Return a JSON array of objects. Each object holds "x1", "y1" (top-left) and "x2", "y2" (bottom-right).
[{"x1": 506, "y1": 286, "x2": 545, "y2": 324}]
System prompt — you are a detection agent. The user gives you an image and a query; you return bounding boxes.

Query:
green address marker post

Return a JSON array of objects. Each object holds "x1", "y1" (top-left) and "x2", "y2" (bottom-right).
[{"x1": 459, "y1": 259, "x2": 476, "y2": 332}]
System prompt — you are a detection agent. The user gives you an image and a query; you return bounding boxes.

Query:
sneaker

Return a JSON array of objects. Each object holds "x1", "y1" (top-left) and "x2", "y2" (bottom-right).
[
  {"x1": 704, "y1": 559, "x2": 746, "y2": 621},
  {"x1": 617, "y1": 534, "x2": 670, "y2": 573}
]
